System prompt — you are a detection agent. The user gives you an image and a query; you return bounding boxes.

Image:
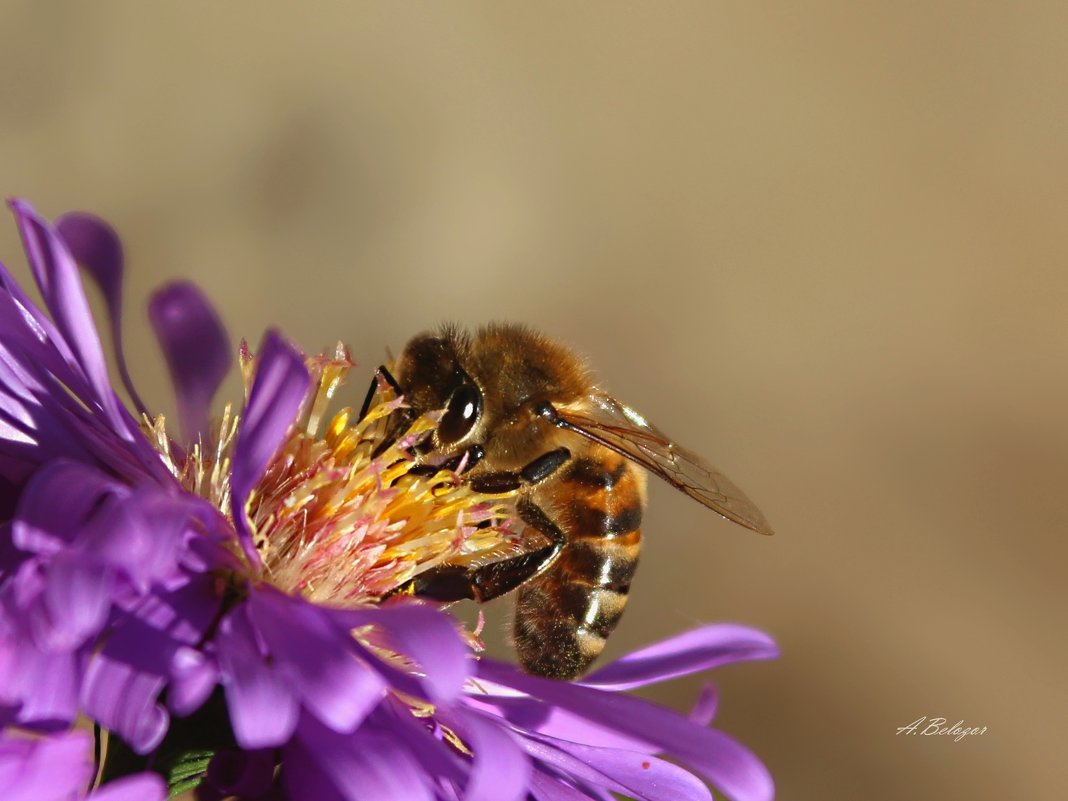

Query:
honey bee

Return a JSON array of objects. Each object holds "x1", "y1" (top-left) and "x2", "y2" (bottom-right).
[{"x1": 373, "y1": 323, "x2": 772, "y2": 679}]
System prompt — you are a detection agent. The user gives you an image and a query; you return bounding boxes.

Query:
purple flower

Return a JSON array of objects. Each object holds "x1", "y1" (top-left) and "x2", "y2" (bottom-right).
[
  {"x1": 0, "y1": 729, "x2": 164, "y2": 801},
  {"x1": 0, "y1": 200, "x2": 778, "y2": 800}
]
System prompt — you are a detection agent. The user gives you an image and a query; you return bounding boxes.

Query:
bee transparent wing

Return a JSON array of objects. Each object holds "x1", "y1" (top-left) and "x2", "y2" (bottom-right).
[{"x1": 553, "y1": 394, "x2": 774, "y2": 535}]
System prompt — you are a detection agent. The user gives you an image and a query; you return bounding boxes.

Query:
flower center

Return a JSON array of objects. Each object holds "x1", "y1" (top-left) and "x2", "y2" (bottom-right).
[{"x1": 147, "y1": 343, "x2": 517, "y2": 604}]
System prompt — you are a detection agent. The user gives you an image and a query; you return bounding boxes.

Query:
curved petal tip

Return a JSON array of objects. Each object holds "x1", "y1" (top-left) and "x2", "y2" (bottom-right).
[{"x1": 148, "y1": 281, "x2": 233, "y2": 442}]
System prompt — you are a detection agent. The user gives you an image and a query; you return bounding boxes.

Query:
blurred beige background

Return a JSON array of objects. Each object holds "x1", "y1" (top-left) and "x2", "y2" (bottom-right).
[{"x1": 2, "y1": 3, "x2": 1066, "y2": 799}]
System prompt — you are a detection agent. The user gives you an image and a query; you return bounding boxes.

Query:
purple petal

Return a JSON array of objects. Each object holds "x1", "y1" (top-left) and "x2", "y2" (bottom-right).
[
  {"x1": 43, "y1": 554, "x2": 112, "y2": 649},
  {"x1": 0, "y1": 278, "x2": 88, "y2": 413},
  {"x1": 12, "y1": 460, "x2": 121, "y2": 555},
  {"x1": 506, "y1": 706, "x2": 652, "y2": 752},
  {"x1": 216, "y1": 605, "x2": 299, "y2": 748},
  {"x1": 0, "y1": 637, "x2": 19, "y2": 712},
  {"x1": 668, "y1": 730, "x2": 774, "y2": 801},
  {"x1": 79, "y1": 615, "x2": 193, "y2": 752},
  {"x1": 293, "y1": 715, "x2": 433, "y2": 801},
  {"x1": 377, "y1": 697, "x2": 467, "y2": 786},
  {"x1": 282, "y1": 731, "x2": 350, "y2": 801},
  {"x1": 335, "y1": 601, "x2": 470, "y2": 703},
  {"x1": 465, "y1": 681, "x2": 652, "y2": 753},
  {"x1": 11, "y1": 646, "x2": 80, "y2": 726},
  {"x1": 56, "y1": 212, "x2": 148, "y2": 417},
  {"x1": 169, "y1": 647, "x2": 218, "y2": 716},
  {"x1": 123, "y1": 574, "x2": 222, "y2": 647},
  {"x1": 81, "y1": 651, "x2": 169, "y2": 754},
  {"x1": 690, "y1": 683, "x2": 719, "y2": 726},
  {"x1": 0, "y1": 252, "x2": 79, "y2": 369},
  {"x1": 0, "y1": 274, "x2": 172, "y2": 482},
  {"x1": 84, "y1": 488, "x2": 200, "y2": 590},
  {"x1": 249, "y1": 588, "x2": 385, "y2": 733},
  {"x1": 522, "y1": 734, "x2": 713, "y2": 801},
  {"x1": 478, "y1": 661, "x2": 774, "y2": 801},
  {"x1": 530, "y1": 769, "x2": 603, "y2": 801},
  {"x1": 230, "y1": 330, "x2": 309, "y2": 569},
  {"x1": 91, "y1": 774, "x2": 167, "y2": 801},
  {"x1": 54, "y1": 213, "x2": 123, "y2": 313},
  {"x1": 0, "y1": 520, "x2": 22, "y2": 576},
  {"x1": 0, "y1": 259, "x2": 165, "y2": 481},
  {"x1": 8, "y1": 200, "x2": 131, "y2": 436},
  {"x1": 0, "y1": 309, "x2": 92, "y2": 468},
  {"x1": 0, "y1": 342, "x2": 39, "y2": 446},
  {"x1": 147, "y1": 281, "x2": 232, "y2": 443},
  {"x1": 0, "y1": 730, "x2": 94, "y2": 801},
  {"x1": 0, "y1": 297, "x2": 167, "y2": 482},
  {"x1": 582, "y1": 624, "x2": 778, "y2": 691},
  {"x1": 456, "y1": 712, "x2": 531, "y2": 801}
]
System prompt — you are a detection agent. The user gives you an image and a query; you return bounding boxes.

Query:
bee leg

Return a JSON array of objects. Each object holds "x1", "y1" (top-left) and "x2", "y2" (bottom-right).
[
  {"x1": 358, "y1": 364, "x2": 404, "y2": 421},
  {"x1": 467, "y1": 447, "x2": 571, "y2": 495},
  {"x1": 392, "y1": 498, "x2": 565, "y2": 603},
  {"x1": 361, "y1": 364, "x2": 422, "y2": 458}
]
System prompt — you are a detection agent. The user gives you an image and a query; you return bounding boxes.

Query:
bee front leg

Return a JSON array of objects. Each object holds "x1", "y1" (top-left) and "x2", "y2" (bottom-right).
[
  {"x1": 358, "y1": 364, "x2": 404, "y2": 421},
  {"x1": 361, "y1": 364, "x2": 423, "y2": 458},
  {"x1": 405, "y1": 444, "x2": 486, "y2": 479},
  {"x1": 391, "y1": 499, "x2": 565, "y2": 603}
]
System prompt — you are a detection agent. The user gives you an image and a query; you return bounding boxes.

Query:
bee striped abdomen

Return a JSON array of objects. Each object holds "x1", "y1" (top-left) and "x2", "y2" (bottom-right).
[{"x1": 514, "y1": 452, "x2": 645, "y2": 679}]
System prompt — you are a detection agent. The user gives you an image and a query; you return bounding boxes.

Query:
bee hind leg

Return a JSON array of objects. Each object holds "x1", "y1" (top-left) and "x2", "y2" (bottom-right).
[{"x1": 391, "y1": 499, "x2": 565, "y2": 603}]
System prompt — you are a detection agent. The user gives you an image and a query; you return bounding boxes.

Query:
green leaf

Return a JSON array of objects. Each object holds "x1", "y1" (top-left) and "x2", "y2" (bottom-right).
[{"x1": 159, "y1": 749, "x2": 213, "y2": 798}]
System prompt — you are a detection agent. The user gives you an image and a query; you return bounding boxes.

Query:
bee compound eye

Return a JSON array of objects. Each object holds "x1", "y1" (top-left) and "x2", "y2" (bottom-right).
[{"x1": 438, "y1": 383, "x2": 482, "y2": 445}]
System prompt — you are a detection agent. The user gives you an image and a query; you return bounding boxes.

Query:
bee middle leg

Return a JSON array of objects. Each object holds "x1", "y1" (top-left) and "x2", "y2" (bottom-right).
[
  {"x1": 466, "y1": 447, "x2": 571, "y2": 494},
  {"x1": 391, "y1": 449, "x2": 571, "y2": 602},
  {"x1": 393, "y1": 499, "x2": 565, "y2": 603}
]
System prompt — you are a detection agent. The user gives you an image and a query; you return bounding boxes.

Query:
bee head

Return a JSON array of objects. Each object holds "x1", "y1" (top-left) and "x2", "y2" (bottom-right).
[{"x1": 396, "y1": 323, "x2": 593, "y2": 466}]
